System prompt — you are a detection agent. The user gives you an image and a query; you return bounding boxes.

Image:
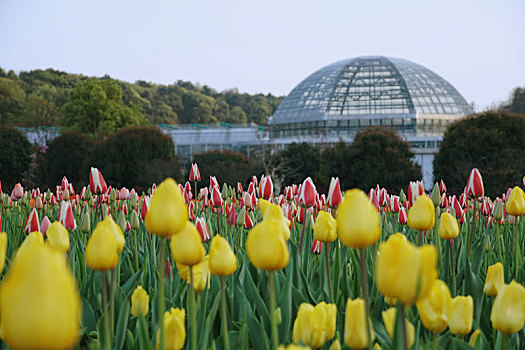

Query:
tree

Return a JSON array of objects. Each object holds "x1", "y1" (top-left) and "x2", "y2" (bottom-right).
[
  {"x1": 0, "y1": 78, "x2": 26, "y2": 124},
  {"x1": 0, "y1": 125, "x2": 32, "y2": 189},
  {"x1": 501, "y1": 87, "x2": 525, "y2": 114},
  {"x1": 61, "y1": 79, "x2": 147, "y2": 139},
  {"x1": 94, "y1": 126, "x2": 181, "y2": 191},
  {"x1": 192, "y1": 151, "x2": 254, "y2": 187},
  {"x1": 276, "y1": 142, "x2": 322, "y2": 187},
  {"x1": 434, "y1": 111, "x2": 525, "y2": 198},
  {"x1": 180, "y1": 91, "x2": 217, "y2": 124},
  {"x1": 35, "y1": 132, "x2": 95, "y2": 190},
  {"x1": 322, "y1": 127, "x2": 421, "y2": 192}
]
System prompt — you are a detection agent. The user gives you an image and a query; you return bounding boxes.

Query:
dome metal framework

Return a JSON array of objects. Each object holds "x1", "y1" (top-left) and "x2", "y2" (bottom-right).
[{"x1": 269, "y1": 56, "x2": 473, "y2": 138}]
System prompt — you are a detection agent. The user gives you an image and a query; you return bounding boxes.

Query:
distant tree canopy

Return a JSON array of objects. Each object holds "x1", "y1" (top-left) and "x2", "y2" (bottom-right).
[
  {"x1": 61, "y1": 79, "x2": 147, "y2": 139},
  {"x1": 500, "y1": 87, "x2": 525, "y2": 114},
  {"x1": 322, "y1": 128, "x2": 421, "y2": 192},
  {"x1": 193, "y1": 151, "x2": 254, "y2": 187},
  {"x1": 275, "y1": 143, "x2": 322, "y2": 187},
  {"x1": 0, "y1": 125, "x2": 33, "y2": 189},
  {"x1": 434, "y1": 111, "x2": 525, "y2": 198},
  {"x1": 0, "y1": 68, "x2": 283, "y2": 134}
]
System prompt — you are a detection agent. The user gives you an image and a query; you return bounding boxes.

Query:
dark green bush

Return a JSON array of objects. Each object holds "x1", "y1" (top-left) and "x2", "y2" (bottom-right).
[
  {"x1": 434, "y1": 111, "x2": 525, "y2": 197},
  {"x1": 192, "y1": 150, "x2": 253, "y2": 187},
  {"x1": 0, "y1": 125, "x2": 32, "y2": 190},
  {"x1": 36, "y1": 131, "x2": 95, "y2": 190},
  {"x1": 94, "y1": 126, "x2": 181, "y2": 190}
]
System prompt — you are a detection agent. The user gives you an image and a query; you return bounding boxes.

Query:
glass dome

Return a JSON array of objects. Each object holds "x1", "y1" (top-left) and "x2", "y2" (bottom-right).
[{"x1": 272, "y1": 56, "x2": 473, "y2": 126}]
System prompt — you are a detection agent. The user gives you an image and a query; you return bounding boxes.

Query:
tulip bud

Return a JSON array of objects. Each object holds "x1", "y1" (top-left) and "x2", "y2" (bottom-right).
[
  {"x1": 170, "y1": 222, "x2": 205, "y2": 266},
  {"x1": 490, "y1": 280, "x2": 525, "y2": 334},
  {"x1": 85, "y1": 219, "x2": 120, "y2": 271},
  {"x1": 382, "y1": 308, "x2": 415, "y2": 348},
  {"x1": 131, "y1": 286, "x2": 149, "y2": 317},
  {"x1": 189, "y1": 163, "x2": 201, "y2": 182},
  {"x1": 176, "y1": 256, "x2": 210, "y2": 293},
  {"x1": 448, "y1": 296, "x2": 473, "y2": 335},
  {"x1": 246, "y1": 214, "x2": 289, "y2": 271},
  {"x1": 292, "y1": 302, "x2": 337, "y2": 348},
  {"x1": 431, "y1": 183, "x2": 440, "y2": 206},
  {"x1": 311, "y1": 239, "x2": 322, "y2": 255},
  {"x1": 438, "y1": 212, "x2": 459, "y2": 240},
  {"x1": 398, "y1": 207, "x2": 407, "y2": 224},
  {"x1": 117, "y1": 210, "x2": 127, "y2": 233},
  {"x1": 466, "y1": 168, "x2": 484, "y2": 198},
  {"x1": 89, "y1": 167, "x2": 108, "y2": 194},
  {"x1": 209, "y1": 235, "x2": 237, "y2": 276},
  {"x1": 313, "y1": 211, "x2": 337, "y2": 243},
  {"x1": 492, "y1": 198, "x2": 504, "y2": 219},
  {"x1": 416, "y1": 279, "x2": 451, "y2": 333},
  {"x1": 80, "y1": 211, "x2": 91, "y2": 233},
  {"x1": 145, "y1": 178, "x2": 188, "y2": 236},
  {"x1": 24, "y1": 208, "x2": 40, "y2": 235},
  {"x1": 259, "y1": 175, "x2": 273, "y2": 200},
  {"x1": 156, "y1": 307, "x2": 186, "y2": 349},
  {"x1": 407, "y1": 195, "x2": 435, "y2": 231},
  {"x1": 506, "y1": 186, "x2": 525, "y2": 216},
  {"x1": 0, "y1": 232, "x2": 7, "y2": 274},
  {"x1": 0, "y1": 232, "x2": 81, "y2": 349},
  {"x1": 344, "y1": 298, "x2": 375, "y2": 349},
  {"x1": 483, "y1": 262, "x2": 505, "y2": 297},
  {"x1": 35, "y1": 196, "x2": 44, "y2": 210},
  {"x1": 298, "y1": 177, "x2": 317, "y2": 208},
  {"x1": 46, "y1": 221, "x2": 70, "y2": 254},
  {"x1": 337, "y1": 189, "x2": 380, "y2": 249}
]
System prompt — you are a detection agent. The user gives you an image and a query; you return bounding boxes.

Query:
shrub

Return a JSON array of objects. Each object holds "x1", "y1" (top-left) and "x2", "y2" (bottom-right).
[
  {"x1": 36, "y1": 132, "x2": 95, "y2": 190},
  {"x1": 434, "y1": 111, "x2": 525, "y2": 197},
  {"x1": 192, "y1": 151, "x2": 253, "y2": 187},
  {"x1": 0, "y1": 125, "x2": 32, "y2": 190},
  {"x1": 94, "y1": 126, "x2": 180, "y2": 191}
]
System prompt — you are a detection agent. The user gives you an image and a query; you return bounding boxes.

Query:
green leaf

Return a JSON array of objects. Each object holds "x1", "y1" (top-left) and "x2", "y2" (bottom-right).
[
  {"x1": 114, "y1": 299, "x2": 130, "y2": 350},
  {"x1": 121, "y1": 270, "x2": 143, "y2": 297},
  {"x1": 81, "y1": 297, "x2": 97, "y2": 333}
]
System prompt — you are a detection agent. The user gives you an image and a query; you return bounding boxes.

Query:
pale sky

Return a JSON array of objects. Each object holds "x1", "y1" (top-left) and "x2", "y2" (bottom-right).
[{"x1": 1, "y1": 0, "x2": 524, "y2": 111}]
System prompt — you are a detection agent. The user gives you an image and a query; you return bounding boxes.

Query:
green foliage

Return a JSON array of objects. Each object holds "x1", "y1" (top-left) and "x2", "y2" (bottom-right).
[
  {"x1": 275, "y1": 142, "x2": 322, "y2": 187},
  {"x1": 321, "y1": 127, "x2": 421, "y2": 192},
  {"x1": 0, "y1": 68, "x2": 283, "y2": 131},
  {"x1": 434, "y1": 111, "x2": 525, "y2": 198},
  {"x1": 36, "y1": 132, "x2": 95, "y2": 190},
  {"x1": 0, "y1": 125, "x2": 32, "y2": 189},
  {"x1": 94, "y1": 126, "x2": 181, "y2": 191},
  {"x1": 193, "y1": 151, "x2": 254, "y2": 186},
  {"x1": 61, "y1": 79, "x2": 148, "y2": 139}
]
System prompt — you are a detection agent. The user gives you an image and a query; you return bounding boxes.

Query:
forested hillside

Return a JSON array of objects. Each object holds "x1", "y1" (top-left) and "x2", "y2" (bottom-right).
[{"x1": 0, "y1": 67, "x2": 283, "y2": 132}]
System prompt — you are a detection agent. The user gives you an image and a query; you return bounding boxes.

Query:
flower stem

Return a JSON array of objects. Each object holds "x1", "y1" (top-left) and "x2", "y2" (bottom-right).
[
  {"x1": 514, "y1": 221, "x2": 520, "y2": 280},
  {"x1": 502, "y1": 332, "x2": 509, "y2": 350},
  {"x1": 220, "y1": 277, "x2": 230, "y2": 350},
  {"x1": 450, "y1": 239, "x2": 456, "y2": 297},
  {"x1": 359, "y1": 248, "x2": 372, "y2": 350},
  {"x1": 468, "y1": 199, "x2": 478, "y2": 258},
  {"x1": 158, "y1": 238, "x2": 166, "y2": 350},
  {"x1": 189, "y1": 266, "x2": 197, "y2": 350},
  {"x1": 495, "y1": 224, "x2": 503, "y2": 262},
  {"x1": 268, "y1": 271, "x2": 279, "y2": 350},
  {"x1": 134, "y1": 228, "x2": 139, "y2": 271},
  {"x1": 102, "y1": 271, "x2": 111, "y2": 350},
  {"x1": 325, "y1": 242, "x2": 333, "y2": 302},
  {"x1": 298, "y1": 218, "x2": 307, "y2": 254},
  {"x1": 399, "y1": 304, "x2": 408, "y2": 350}
]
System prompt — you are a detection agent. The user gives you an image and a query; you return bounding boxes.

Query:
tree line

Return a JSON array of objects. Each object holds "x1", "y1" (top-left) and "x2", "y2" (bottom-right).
[{"x1": 0, "y1": 67, "x2": 283, "y2": 139}]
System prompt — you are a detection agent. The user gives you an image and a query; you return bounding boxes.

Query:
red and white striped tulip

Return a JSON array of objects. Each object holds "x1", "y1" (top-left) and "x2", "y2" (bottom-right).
[
  {"x1": 311, "y1": 239, "x2": 322, "y2": 255},
  {"x1": 390, "y1": 195, "x2": 400, "y2": 213},
  {"x1": 24, "y1": 208, "x2": 40, "y2": 235},
  {"x1": 59, "y1": 201, "x2": 77, "y2": 231},
  {"x1": 327, "y1": 177, "x2": 343, "y2": 208},
  {"x1": 189, "y1": 163, "x2": 201, "y2": 182},
  {"x1": 89, "y1": 167, "x2": 107, "y2": 194},
  {"x1": 466, "y1": 168, "x2": 484, "y2": 198},
  {"x1": 368, "y1": 189, "x2": 380, "y2": 212},
  {"x1": 40, "y1": 216, "x2": 51, "y2": 236},
  {"x1": 398, "y1": 207, "x2": 408, "y2": 224},
  {"x1": 236, "y1": 182, "x2": 243, "y2": 195},
  {"x1": 195, "y1": 217, "x2": 210, "y2": 242},
  {"x1": 61, "y1": 176, "x2": 69, "y2": 191},
  {"x1": 11, "y1": 183, "x2": 24, "y2": 201},
  {"x1": 298, "y1": 177, "x2": 317, "y2": 208},
  {"x1": 259, "y1": 175, "x2": 273, "y2": 200},
  {"x1": 139, "y1": 197, "x2": 150, "y2": 220},
  {"x1": 119, "y1": 187, "x2": 130, "y2": 200},
  {"x1": 439, "y1": 179, "x2": 447, "y2": 194},
  {"x1": 243, "y1": 211, "x2": 254, "y2": 229},
  {"x1": 210, "y1": 185, "x2": 223, "y2": 207}
]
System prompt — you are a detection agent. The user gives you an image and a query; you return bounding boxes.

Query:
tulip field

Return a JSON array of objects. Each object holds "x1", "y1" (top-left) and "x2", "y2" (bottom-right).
[{"x1": 0, "y1": 167, "x2": 525, "y2": 350}]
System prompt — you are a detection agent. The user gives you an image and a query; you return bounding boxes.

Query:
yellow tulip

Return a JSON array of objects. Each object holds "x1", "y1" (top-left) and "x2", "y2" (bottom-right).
[
  {"x1": 292, "y1": 302, "x2": 337, "y2": 348},
  {"x1": 448, "y1": 296, "x2": 473, "y2": 335},
  {"x1": 329, "y1": 339, "x2": 341, "y2": 350},
  {"x1": 373, "y1": 344, "x2": 381, "y2": 350},
  {"x1": 277, "y1": 345, "x2": 311, "y2": 350},
  {"x1": 506, "y1": 186, "x2": 525, "y2": 216},
  {"x1": 100, "y1": 216, "x2": 126, "y2": 253},
  {"x1": 170, "y1": 222, "x2": 205, "y2": 266},
  {"x1": 45, "y1": 221, "x2": 70, "y2": 254},
  {"x1": 382, "y1": 308, "x2": 415, "y2": 349},
  {"x1": 131, "y1": 285, "x2": 149, "y2": 317},
  {"x1": 408, "y1": 194, "x2": 435, "y2": 231},
  {"x1": 490, "y1": 280, "x2": 525, "y2": 334},
  {"x1": 483, "y1": 262, "x2": 505, "y2": 297},
  {"x1": 416, "y1": 279, "x2": 451, "y2": 333},
  {"x1": 376, "y1": 233, "x2": 437, "y2": 305},
  {"x1": 313, "y1": 211, "x2": 337, "y2": 243},
  {"x1": 344, "y1": 298, "x2": 375, "y2": 349},
  {"x1": 246, "y1": 217, "x2": 289, "y2": 271},
  {"x1": 0, "y1": 232, "x2": 7, "y2": 274},
  {"x1": 0, "y1": 231, "x2": 81, "y2": 349},
  {"x1": 176, "y1": 256, "x2": 210, "y2": 293},
  {"x1": 261, "y1": 202, "x2": 291, "y2": 240},
  {"x1": 86, "y1": 220, "x2": 119, "y2": 271},
  {"x1": 209, "y1": 235, "x2": 237, "y2": 276},
  {"x1": 336, "y1": 189, "x2": 380, "y2": 248},
  {"x1": 469, "y1": 329, "x2": 481, "y2": 346},
  {"x1": 156, "y1": 307, "x2": 186, "y2": 350},
  {"x1": 146, "y1": 178, "x2": 188, "y2": 236},
  {"x1": 438, "y1": 212, "x2": 459, "y2": 240}
]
